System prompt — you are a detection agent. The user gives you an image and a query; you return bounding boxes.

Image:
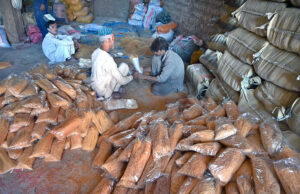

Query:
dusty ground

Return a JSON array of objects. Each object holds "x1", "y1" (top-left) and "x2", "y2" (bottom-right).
[{"x1": 0, "y1": 18, "x2": 189, "y2": 193}]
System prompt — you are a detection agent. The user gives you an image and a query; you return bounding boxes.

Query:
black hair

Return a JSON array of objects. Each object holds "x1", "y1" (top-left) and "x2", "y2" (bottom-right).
[
  {"x1": 150, "y1": 37, "x2": 169, "y2": 52},
  {"x1": 46, "y1": 20, "x2": 56, "y2": 29}
]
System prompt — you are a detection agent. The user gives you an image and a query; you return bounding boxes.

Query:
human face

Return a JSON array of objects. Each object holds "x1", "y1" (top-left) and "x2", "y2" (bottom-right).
[
  {"x1": 154, "y1": 50, "x2": 165, "y2": 56},
  {"x1": 48, "y1": 23, "x2": 58, "y2": 35}
]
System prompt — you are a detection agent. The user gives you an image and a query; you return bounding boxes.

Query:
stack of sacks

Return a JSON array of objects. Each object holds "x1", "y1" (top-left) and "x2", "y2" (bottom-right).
[
  {"x1": 186, "y1": 63, "x2": 214, "y2": 98},
  {"x1": 89, "y1": 97, "x2": 300, "y2": 193},
  {"x1": 0, "y1": 63, "x2": 106, "y2": 174},
  {"x1": 152, "y1": 22, "x2": 177, "y2": 42},
  {"x1": 207, "y1": 34, "x2": 227, "y2": 53},
  {"x1": 143, "y1": 0, "x2": 163, "y2": 29},
  {"x1": 128, "y1": 3, "x2": 147, "y2": 27},
  {"x1": 66, "y1": 0, "x2": 93, "y2": 23}
]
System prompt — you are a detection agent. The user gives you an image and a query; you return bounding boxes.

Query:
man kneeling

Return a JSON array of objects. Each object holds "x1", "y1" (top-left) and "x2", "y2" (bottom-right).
[
  {"x1": 42, "y1": 20, "x2": 79, "y2": 63},
  {"x1": 135, "y1": 37, "x2": 185, "y2": 96},
  {"x1": 91, "y1": 27, "x2": 133, "y2": 99}
]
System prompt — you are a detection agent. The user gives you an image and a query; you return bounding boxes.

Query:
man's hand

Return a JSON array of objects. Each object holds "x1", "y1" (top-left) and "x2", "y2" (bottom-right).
[
  {"x1": 73, "y1": 39, "x2": 80, "y2": 48},
  {"x1": 133, "y1": 72, "x2": 141, "y2": 79},
  {"x1": 40, "y1": 4, "x2": 45, "y2": 11}
]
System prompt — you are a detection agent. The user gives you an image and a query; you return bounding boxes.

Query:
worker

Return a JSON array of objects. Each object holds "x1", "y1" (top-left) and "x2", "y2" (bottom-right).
[
  {"x1": 91, "y1": 27, "x2": 133, "y2": 100},
  {"x1": 134, "y1": 37, "x2": 185, "y2": 96},
  {"x1": 34, "y1": 0, "x2": 48, "y2": 38},
  {"x1": 42, "y1": 20, "x2": 80, "y2": 63}
]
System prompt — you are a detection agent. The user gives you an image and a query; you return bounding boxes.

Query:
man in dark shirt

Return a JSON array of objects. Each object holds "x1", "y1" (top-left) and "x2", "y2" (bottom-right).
[{"x1": 34, "y1": 0, "x2": 48, "y2": 38}]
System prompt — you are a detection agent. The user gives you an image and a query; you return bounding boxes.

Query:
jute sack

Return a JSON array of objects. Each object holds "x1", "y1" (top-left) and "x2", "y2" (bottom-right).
[
  {"x1": 205, "y1": 78, "x2": 240, "y2": 104},
  {"x1": 227, "y1": 28, "x2": 267, "y2": 65},
  {"x1": 199, "y1": 49, "x2": 219, "y2": 76},
  {"x1": 186, "y1": 64, "x2": 214, "y2": 97},
  {"x1": 286, "y1": 98, "x2": 300, "y2": 136},
  {"x1": 232, "y1": 0, "x2": 286, "y2": 37},
  {"x1": 254, "y1": 81, "x2": 300, "y2": 114},
  {"x1": 290, "y1": 0, "x2": 300, "y2": 7},
  {"x1": 207, "y1": 34, "x2": 227, "y2": 53},
  {"x1": 218, "y1": 51, "x2": 254, "y2": 92},
  {"x1": 267, "y1": 8, "x2": 300, "y2": 55},
  {"x1": 253, "y1": 43, "x2": 300, "y2": 92},
  {"x1": 238, "y1": 89, "x2": 273, "y2": 122}
]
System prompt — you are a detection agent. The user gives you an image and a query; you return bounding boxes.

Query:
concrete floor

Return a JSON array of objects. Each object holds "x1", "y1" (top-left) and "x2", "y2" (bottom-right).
[{"x1": 0, "y1": 18, "x2": 189, "y2": 193}]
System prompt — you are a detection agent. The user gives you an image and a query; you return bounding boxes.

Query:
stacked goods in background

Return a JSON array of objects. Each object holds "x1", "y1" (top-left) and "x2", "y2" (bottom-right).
[
  {"x1": 65, "y1": 0, "x2": 93, "y2": 23},
  {"x1": 0, "y1": 63, "x2": 106, "y2": 174},
  {"x1": 128, "y1": 1, "x2": 147, "y2": 26},
  {"x1": 202, "y1": 0, "x2": 300, "y2": 137},
  {"x1": 89, "y1": 97, "x2": 300, "y2": 193}
]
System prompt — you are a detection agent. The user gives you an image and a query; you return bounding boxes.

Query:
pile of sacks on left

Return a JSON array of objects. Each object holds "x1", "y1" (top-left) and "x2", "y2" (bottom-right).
[{"x1": 0, "y1": 63, "x2": 108, "y2": 174}]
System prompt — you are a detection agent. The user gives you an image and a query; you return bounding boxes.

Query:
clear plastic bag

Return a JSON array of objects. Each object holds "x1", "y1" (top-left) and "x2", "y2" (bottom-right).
[
  {"x1": 214, "y1": 118, "x2": 237, "y2": 141},
  {"x1": 259, "y1": 122, "x2": 283, "y2": 156},
  {"x1": 223, "y1": 100, "x2": 240, "y2": 120},
  {"x1": 234, "y1": 113, "x2": 260, "y2": 137}
]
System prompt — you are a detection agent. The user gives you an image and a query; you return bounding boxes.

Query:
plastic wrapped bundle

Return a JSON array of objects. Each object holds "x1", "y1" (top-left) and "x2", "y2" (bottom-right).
[
  {"x1": 16, "y1": 147, "x2": 35, "y2": 170},
  {"x1": 0, "y1": 117, "x2": 9, "y2": 145},
  {"x1": 191, "y1": 177, "x2": 220, "y2": 194},
  {"x1": 9, "y1": 113, "x2": 31, "y2": 132},
  {"x1": 92, "y1": 110, "x2": 114, "y2": 134},
  {"x1": 108, "y1": 128, "x2": 137, "y2": 148},
  {"x1": 177, "y1": 177, "x2": 199, "y2": 194},
  {"x1": 259, "y1": 122, "x2": 283, "y2": 156},
  {"x1": 31, "y1": 122, "x2": 49, "y2": 140},
  {"x1": 215, "y1": 122, "x2": 238, "y2": 141},
  {"x1": 175, "y1": 152, "x2": 193, "y2": 168},
  {"x1": 18, "y1": 82, "x2": 39, "y2": 98},
  {"x1": 267, "y1": 8, "x2": 300, "y2": 55},
  {"x1": 47, "y1": 93, "x2": 70, "y2": 108},
  {"x1": 224, "y1": 100, "x2": 240, "y2": 120},
  {"x1": 30, "y1": 133, "x2": 54, "y2": 158},
  {"x1": 182, "y1": 103, "x2": 204, "y2": 121},
  {"x1": 273, "y1": 157, "x2": 300, "y2": 194},
  {"x1": 70, "y1": 134, "x2": 82, "y2": 150},
  {"x1": 51, "y1": 116, "x2": 83, "y2": 140},
  {"x1": 0, "y1": 149, "x2": 17, "y2": 174},
  {"x1": 251, "y1": 157, "x2": 280, "y2": 194},
  {"x1": 92, "y1": 139, "x2": 112, "y2": 168},
  {"x1": 82, "y1": 126, "x2": 98, "y2": 151},
  {"x1": 36, "y1": 107, "x2": 60, "y2": 124},
  {"x1": 45, "y1": 138, "x2": 65, "y2": 162},
  {"x1": 176, "y1": 142, "x2": 221, "y2": 156},
  {"x1": 34, "y1": 76, "x2": 59, "y2": 93},
  {"x1": 225, "y1": 182, "x2": 239, "y2": 194},
  {"x1": 90, "y1": 177, "x2": 114, "y2": 194},
  {"x1": 226, "y1": 28, "x2": 267, "y2": 65},
  {"x1": 209, "y1": 148, "x2": 245, "y2": 184},
  {"x1": 151, "y1": 121, "x2": 171, "y2": 160},
  {"x1": 7, "y1": 148, "x2": 23, "y2": 160},
  {"x1": 177, "y1": 153, "x2": 210, "y2": 179},
  {"x1": 220, "y1": 133, "x2": 254, "y2": 154},
  {"x1": 101, "y1": 150, "x2": 126, "y2": 180},
  {"x1": 22, "y1": 95, "x2": 44, "y2": 109},
  {"x1": 232, "y1": 0, "x2": 286, "y2": 36},
  {"x1": 169, "y1": 122, "x2": 184, "y2": 152},
  {"x1": 12, "y1": 102, "x2": 31, "y2": 114},
  {"x1": 8, "y1": 78, "x2": 29, "y2": 97},
  {"x1": 10, "y1": 122, "x2": 34, "y2": 149},
  {"x1": 234, "y1": 113, "x2": 259, "y2": 137}
]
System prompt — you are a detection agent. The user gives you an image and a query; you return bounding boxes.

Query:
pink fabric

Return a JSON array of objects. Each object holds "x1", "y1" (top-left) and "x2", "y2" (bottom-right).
[{"x1": 28, "y1": 25, "x2": 42, "y2": 44}]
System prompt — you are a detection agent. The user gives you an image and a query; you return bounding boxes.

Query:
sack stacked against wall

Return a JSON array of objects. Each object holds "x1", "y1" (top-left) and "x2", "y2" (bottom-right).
[
  {"x1": 88, "y1": 97, "x2": 300, "y2": 193},
  {"x1": 207, "y1": 34, "x2": 227, "y2": 53},
  {"x1": 199, "y1": 49, "x2": 219, "y2": 76},
  {"x1": 226, "y1": 27, "x2": 267, "y2": 65},
  {"x1": 66, "y1": 0, "x2": 93, "y2": 23},
  {"x1": 253, "y1": 43, "x2": 300, "y2": 92},
  {"x1": 232, "y1": 0, "x2": 286, "y2": 37},
  {"x1": 267, "y1": 8, "x2": 300, "y2": 55}
]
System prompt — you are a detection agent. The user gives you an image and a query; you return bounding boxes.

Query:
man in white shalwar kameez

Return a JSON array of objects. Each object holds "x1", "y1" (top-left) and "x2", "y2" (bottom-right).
[
  {"x1": 91, "y1": 27, "x2": 133, "y2": 99},
  {"x1": 42, "y1": 20, "x2": 79, "y2": 63}
]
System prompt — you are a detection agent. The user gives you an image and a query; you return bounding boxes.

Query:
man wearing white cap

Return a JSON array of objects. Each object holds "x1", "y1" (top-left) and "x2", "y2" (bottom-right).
[{"x1": 91, "y1": 27, "x2": 133, "y2": 99}]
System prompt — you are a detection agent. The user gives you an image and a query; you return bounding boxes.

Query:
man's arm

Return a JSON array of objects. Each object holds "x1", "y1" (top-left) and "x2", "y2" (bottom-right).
[{"x1": 137, "y1": 74, "x2": 158, "y2": 82}]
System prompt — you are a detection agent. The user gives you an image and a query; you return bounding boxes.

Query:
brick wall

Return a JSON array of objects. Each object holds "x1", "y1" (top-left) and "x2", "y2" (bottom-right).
[
  {"x1": 94, "y1": 0, "x2": 130, "y2": 20},
  {"x1": 163, "y1": 0, "x2": 226, "y2": 41}
]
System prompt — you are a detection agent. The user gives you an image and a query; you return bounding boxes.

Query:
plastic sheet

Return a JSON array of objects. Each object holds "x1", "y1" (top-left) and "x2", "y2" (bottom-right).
[
  {"x1": 178, "y1": 153, "x2": 210, "y2": 179},
  {"x1": 251, "y1": 157, "x2": 280, "y2": 194},
  {"x1": 82, "y1": 126, "x2": 98, "y2": 151},
  {"x1": 209, "y1": 148, "x2": 245, "y2": 185},
  {"x1": 273, "y1": 157, "x2": 300, "y2": 194},
  {"x1": 30, "y1": 133, "x2": 54, "y2": 158}
]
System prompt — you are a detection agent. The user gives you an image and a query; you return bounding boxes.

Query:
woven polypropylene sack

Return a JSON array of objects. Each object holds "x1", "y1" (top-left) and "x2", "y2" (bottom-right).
[
  {"x1": 207, "y1": 34, "x2": 227, "y2": 53},
  {"x1": 267, "y1": 8, "x2": 300, "y2": 55},
  {"x1": 186, "y1": 63, "x2": 213, "y2": 97},
  {"x1": 290, "y1": 0, "x2": 300, "y2": 7},
  {"x1": 218, "y1": 51, "x2": 254, "y2": 92},
  {"x1": 254, "y1": 81, "x2": 300, "y2": 114},
  {"x1": 253, "y1": 43, "x2": 300, "y2": 92},
  {"x1": 226, "y1": 28, "x2": 267, "y2": 65},
  {"x1": 199, "y1": 49, "x2": 219, "y2": 76},
  {"x1": 232, "y1": 0, "x2": 286, "y2": 37}
]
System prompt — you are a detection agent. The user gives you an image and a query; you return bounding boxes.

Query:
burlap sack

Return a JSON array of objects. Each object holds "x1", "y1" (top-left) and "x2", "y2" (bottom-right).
[
  {"x1": 232, "y1": 0, "x2": 286, "y2": 37},
  {"x1": 227, "y1": 28, "x2": 267, "y2": 65},
  {"x1": 186, "y1": 63, "x2": 213, "y2": 97},
  {"x1": 199, "y1": 49, "x2": 219, "y2": 77},
  {"x1": 267, "y1": 8, "x2": 300, "y2": 55},
  {"x1": 206, "y1": 78, "x2": 240, "y2": 104},
  {"x1": 287, "y1": 98, "x2": 300, "y2": 135},
  {"x1": 207, "y1": 34, "x2": 227, "y2": 52},
  {"x1": 253, "y1": 43, "x2": 300, "y2": 92},
  {"x1": 290, "y1": 0, "x2": 300, "y2": 7},
  {"x1": 238, "y1": 89, "x2": 273, "y2": 122},
  {"x1": 218, "y1": 51, "x2": 254, "y2": 92},
  {"x1": 254, "y1": 81, "x2": 300, "y2": 114}
]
